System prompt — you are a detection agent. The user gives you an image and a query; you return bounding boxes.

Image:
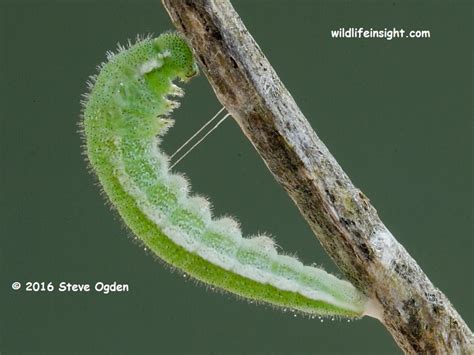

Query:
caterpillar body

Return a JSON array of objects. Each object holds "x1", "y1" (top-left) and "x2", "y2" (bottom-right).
[{"x1": 82, "y1": 32, "x2": 373, "y2": 319}]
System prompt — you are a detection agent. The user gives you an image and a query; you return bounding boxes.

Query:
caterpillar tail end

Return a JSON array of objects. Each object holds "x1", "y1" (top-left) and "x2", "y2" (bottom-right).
[{"x1": 362, "y1": 297, "x2": 384, "y2": 321}]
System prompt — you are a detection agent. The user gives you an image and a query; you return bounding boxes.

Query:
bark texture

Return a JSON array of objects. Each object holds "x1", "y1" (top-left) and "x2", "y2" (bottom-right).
[{"x1": 162, "y1": 1, "x2": 473, "y2": 353}]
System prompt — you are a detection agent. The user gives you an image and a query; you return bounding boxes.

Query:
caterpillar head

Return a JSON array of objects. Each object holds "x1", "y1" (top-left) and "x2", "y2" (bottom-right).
[{"x1": 154, "y1": 32, "x2": 199, "y2": 82}]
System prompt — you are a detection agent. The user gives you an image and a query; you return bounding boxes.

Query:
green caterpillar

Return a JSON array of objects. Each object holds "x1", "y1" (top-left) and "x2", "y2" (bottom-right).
[{"x1": 81, "y1": 32, "x2": 378, "y2": 319}]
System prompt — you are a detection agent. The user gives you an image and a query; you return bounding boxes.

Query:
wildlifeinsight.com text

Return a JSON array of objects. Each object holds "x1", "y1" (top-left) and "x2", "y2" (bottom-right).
[{"x1": 331, "y1": 27, "x2": 431, "y2": 40}]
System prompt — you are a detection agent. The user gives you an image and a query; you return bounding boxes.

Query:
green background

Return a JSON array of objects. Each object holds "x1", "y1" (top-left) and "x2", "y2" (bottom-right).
[{"x1": 1, "y1": 1, "x2": 472, "y2": 354}]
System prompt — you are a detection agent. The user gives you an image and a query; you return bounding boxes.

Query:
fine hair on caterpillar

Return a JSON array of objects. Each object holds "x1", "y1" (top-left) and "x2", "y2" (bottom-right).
[{"x1": 81, "y1": 31, "x2": 382, "y2": 321}]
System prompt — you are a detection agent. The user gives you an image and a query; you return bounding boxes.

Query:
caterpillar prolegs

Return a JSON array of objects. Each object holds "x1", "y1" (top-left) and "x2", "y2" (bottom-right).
[{"x1": 81, "y1": 32, "x2": 380, "y2": 320}]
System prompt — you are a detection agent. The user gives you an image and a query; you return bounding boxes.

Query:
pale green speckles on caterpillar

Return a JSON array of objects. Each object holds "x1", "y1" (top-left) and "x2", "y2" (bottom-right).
[{"x1": 81, "y1": 31, "x2": 381, "y2": 320}]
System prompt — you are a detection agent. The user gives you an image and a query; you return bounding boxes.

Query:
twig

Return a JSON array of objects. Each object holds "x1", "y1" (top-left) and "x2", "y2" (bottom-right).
[{"x1": 161, "y1": 1, "x2": 473, "y2": 353}]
